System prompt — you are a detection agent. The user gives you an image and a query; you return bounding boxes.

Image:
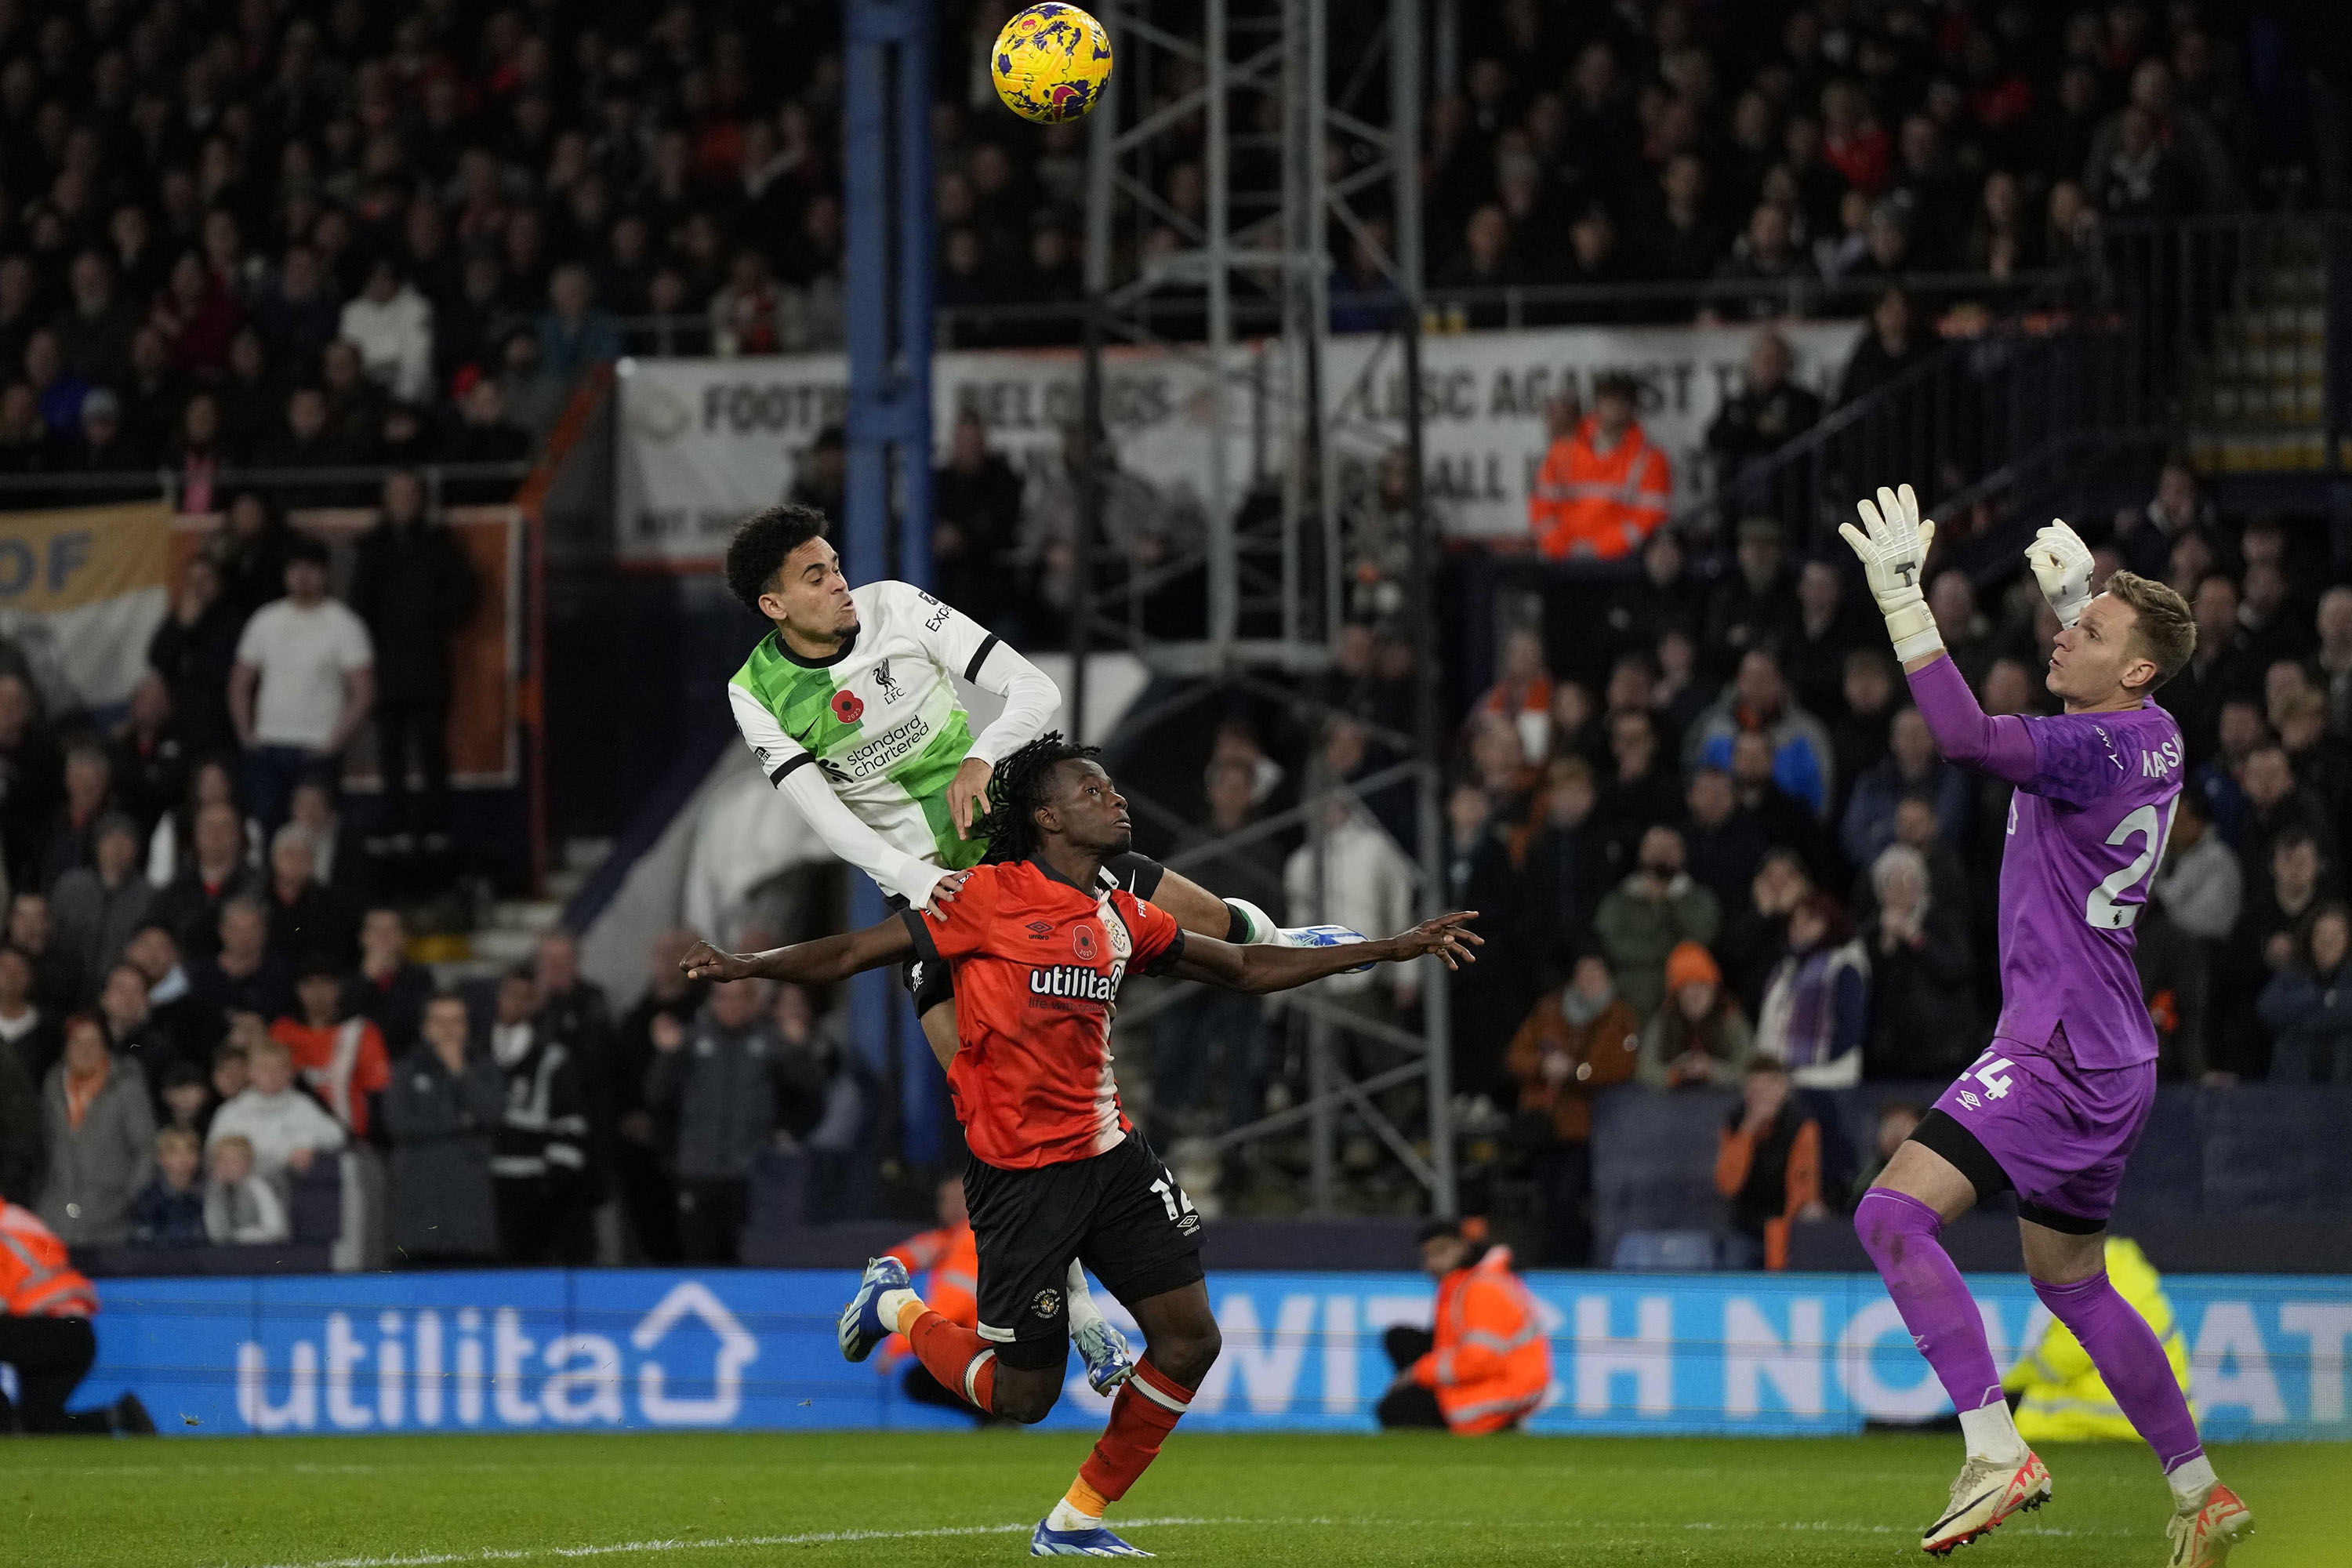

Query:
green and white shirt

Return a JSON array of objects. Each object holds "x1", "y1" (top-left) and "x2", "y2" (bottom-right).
[{"x1": 728, "y1": 579, "x2": 1060, "y2": 907}]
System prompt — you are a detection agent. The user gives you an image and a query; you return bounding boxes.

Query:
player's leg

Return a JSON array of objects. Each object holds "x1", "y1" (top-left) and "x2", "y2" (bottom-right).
[
  {"x1": 1858, "y1": 1101, "x2": 2048, "y2": 1555},
  {"x1": 2019, "y1": 1221, "x2": 2252, "y2": 1563},
  {"x1": 1036, "y1": 1134, "x2": 1213, "y2": 1555},
  {"x1": 913, "y1": 964, "x2": 1129, "y2": 1392}
]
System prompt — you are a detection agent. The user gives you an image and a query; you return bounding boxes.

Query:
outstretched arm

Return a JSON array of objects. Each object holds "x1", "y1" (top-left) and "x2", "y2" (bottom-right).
[
  {"x1": 1906, "y1": 655, "x2": 2037, "y2": 785},
  {"x1": 1163, "y1": 911, "x2": 1481, "y2": 994},
  {"x1": 679, "y1": 897, "x2": 942, "y2": 986}
]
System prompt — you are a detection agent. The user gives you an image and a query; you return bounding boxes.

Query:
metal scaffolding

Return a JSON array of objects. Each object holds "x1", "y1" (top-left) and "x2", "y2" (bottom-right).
[{"x1": 1080, "y1": 0, "x2": 1454, "y2": 1215}]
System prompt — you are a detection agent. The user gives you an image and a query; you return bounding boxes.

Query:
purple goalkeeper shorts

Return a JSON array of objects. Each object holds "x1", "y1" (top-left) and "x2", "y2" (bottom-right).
[{"x1": 1929, "y1": 1029, "x2": 2158, "y2": 1226}]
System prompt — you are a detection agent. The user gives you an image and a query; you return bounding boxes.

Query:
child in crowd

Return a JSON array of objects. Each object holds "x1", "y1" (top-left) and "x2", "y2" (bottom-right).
[
  {"x1": 203, "y1": 1134, "x2": 290, "y2": 1244},
  {"x1": 129, "y1": 1127, "x2": 209, "y2": 1246},
  {"x1": 159, "y1": 1060, "x2": 215, "y2": 1138}
]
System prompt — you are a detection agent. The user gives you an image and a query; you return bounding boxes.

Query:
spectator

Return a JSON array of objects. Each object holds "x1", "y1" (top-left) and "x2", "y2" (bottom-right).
[
  {"x1": 383, "y1": 992, "x2": 506, "y2": 1267},
  {"x1": 205, "y1": 1035, "x2": 343, "y2": 1179},
  {"x1": 37, "y1": 1014, "x2": 155, "y2": 1247},
  {"x1": 151, "y1": 802, "x2": 258, "y2": 964},
  {"x1": 1441, "y1": 782, "x2": 1532, "y2": 1101},
  {"x1": 110, "y1": 677, "x2": 187, "y2": 840},
  {"x1": 646, "y1": 975, "x2": 780, "y2": 1265},
  {"x1": 2259, "y1": 902, "x2": 2352, "y2": 1084},
  {"x1": 189, "y1": 898, "x2": 293, "y2": 1029},
  {"x1": 1682, "y1": 765, "x2": 1768, "y2": 918},
  {"x1": 201, "y1": 1133, "x2": 289, "y2": 1245},
  {"x1": 348, "y1": 470, "x2": 477, "y2": 854},
  {"x1": 1528, "y1": 371, "x2": 1668, "y2": 562},
  {"x1": 1376, "y1": 1217, "x2": 1551, "y2": 1435},
  {"x1": 1831, "y1": 648, "x2": 1900, "y2": 797},
  {"x1": 37, "y1": 742, "x2": 119, "y2": 894},
  {"x1": 145, "y1": 555, "x2": 241, "y2": 760},
  {"x1": 1849, "y1": 1101, "x2": 1925, "y2": 1209},
  {"x1": 0, "y1": 1014, "x2": 38, "y2": 1200},
  {"x1": 1636, "y1": 940, "x2": 1753, "y2": 1087},
  {"x1": 486, "y1": 966, "x2": 594, "y2": 1265},
  {"x1": 1842, "y1": 707, "x2": 1969, "y2": 868},
  {"x1": 155, "y1": 1059, "x2": 214, "y2": 1143},
  {"x1": 1704, "y1": 517, "x2": 1800, "y2": 679},
  {"x1": 0, "y1": 675, "x2": 65, "y2": 895},
  {"x1": 230, "y1": 532, "x2": 376, "y2": 834},
  {"x1": 1690, "y1": 648, "x2": 1836, "y2": 820},
  {"x1": 1592, "y1": 707, "x2": 1681, "y2": 869},
  {"x1": 261, "y1": 826, "x2": 355, "y2": 971},
  {"x1": 2311, "y1": 585, "x2": 2352, "y2": 739},
  {"x1": 337, "y1": 259, "x2": 434, "y2": 405},
  {"x1": 0, "y1": 946, "x2": 62, "y2": 1090},
  {"x1": 1475, "y1": 630, "x2": 1555, "y2": 768},
  {"x1": 1523, "y1": 757, "x2": 1609, "y2": 976},
  {"x1": 444, "y1": 374, "x2": 535, "y2": 499},
  {"x1": 1752, "y1": 891, "x2": 1870, "y2": 1088},
  {"x1": 1596, "y1": 826, "x2": 1721, "y2": 1022},
  {"x1": 1835, "y1": 285, "x2": 1933, "y2": 406},
  {"x1": 1154, "y1": 769, "x2": 1275, "y2": 1138},
  {"x1": 2238, "y1": 742, "x2": 2339, "y2": 905},
  {"x1": 1860, "y1": 844, "x2": 1981, "y2": 1080},
  {"x1": 2278, "y1": 688, "x2": 2352, "y2": 827},
  {"x1": 612, "y1": 929, "x2": 703, "y2": 1265},
  {"x1": 346, "y1": 907, "x2": 432, "y2": 1060},
  {"x1": 270, "y1": 957, "x2": 390, "y2": 1138},
  {"x1": 98, "y1": 962, "x2": 178, "y2": 1115},
  {"x1": 49, "y1": 815, "x2": 152, "y2": 1007},
  {"x1": 1786, "y1": 559, "x2": 1872, "y2": 725},
  {"x1": 2114, "y1": 463, "x2": 2213, "y2": 583},
  {"x1": 535, "y1": 263, "x2": 622, "y2": 386},
  {"x1": 1283, "y1": 791, "x2": 1418, "y2": 1014},
  {"x1": 213, "y1": 491, "x2": 302, "y2": 624},
  {"x1": 931, "y1": 414, "x2": 1025, "y2": 617},
  {"x1": 1602, "y1": 529, "x2": 1698, "y2": 656},
  {"x1": 125, "y1": 924, "x2": 205, "y2": 1056},
  {"x1": 1503, "y1": 953, "x2": 1639, "y2": 1265},
  {"x1": 2165, "y1": 575, "x2": 2252, "y2": 768},
  {"x1": 128, "y1": 1126, "x2": 207, "y2": 1247},
  {"x1": 1714, "y1": 1059, "x2": 1824, "y2": 1270},
  {"x1": 9, "y1": 895, "x2": 75, "y2": 1018},
  {"x1": 2153, "y1": 790, "x2": 2242, "y2": 944}
]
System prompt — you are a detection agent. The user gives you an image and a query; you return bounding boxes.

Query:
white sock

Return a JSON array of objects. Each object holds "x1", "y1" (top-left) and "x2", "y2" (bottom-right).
[
  {"x1": 1065, "y1": 1261, "x2": 1104, "y2": 1334},
  {"x1": 1958, "y1": 1401, "x2": 2027, "y2": 1465},
  {"x1": 2166, "y1": 1454, "x2": 2217, "y2": 1512},
  {"x1": 1047, "y1": 1497, "x2": 1102, "y2": 1531},
  {"x1": 877, "y1": 1287, "x2": 920, "y2": 1333}
]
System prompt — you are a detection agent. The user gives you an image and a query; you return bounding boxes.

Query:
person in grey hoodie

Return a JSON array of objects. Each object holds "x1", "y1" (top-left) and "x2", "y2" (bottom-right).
[
  {"x1": 646, "y1": 975, "x2": 781, "y2": 1264},
  {"x1": 38, "y1": 1015, "x2": 155, "y2": 1244},
  {"x1": 49, "y1": 814, "x2": 154, "y2": 1008}
]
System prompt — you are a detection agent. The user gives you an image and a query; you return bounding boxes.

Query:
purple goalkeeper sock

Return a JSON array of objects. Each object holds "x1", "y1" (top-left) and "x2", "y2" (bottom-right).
[
  {"x1": 2032, "y1": 1272, "x2": 2205, "y2": 1472},
  {"x1": 1856, "y1": 1189, "x2": 2005, "y2": 1414}
]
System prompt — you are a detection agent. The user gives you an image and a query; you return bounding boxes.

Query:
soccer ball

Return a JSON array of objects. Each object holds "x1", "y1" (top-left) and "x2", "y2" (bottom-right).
[{"x1": 992, "y1": 4, "x2": 1112, "y2": 125}]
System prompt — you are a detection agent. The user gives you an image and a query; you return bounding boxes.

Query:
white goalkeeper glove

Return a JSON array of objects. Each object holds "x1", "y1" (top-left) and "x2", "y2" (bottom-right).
[
  {"x1": 2025, "y1": 517, "x2": 2094, "y2": 628},
  {"x1": 1222, "y1": 899, "x2": 1372, "y2": 971},
  {"x1": 1838, "y1": 483, "x2": 1943, "y2": 664}
]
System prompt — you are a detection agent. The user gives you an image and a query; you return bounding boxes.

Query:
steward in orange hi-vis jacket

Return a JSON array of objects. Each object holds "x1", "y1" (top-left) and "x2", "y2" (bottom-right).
[
  {"x1": 1377, "y1": 1218, "x2": 1552, "y2": 1435},
  {"x1": 1528, "y1": 372, "x2": 1671, "y2": 562},
  {"x1": 0, "y1": 1197, "x2": 151, "y2": 1435}
]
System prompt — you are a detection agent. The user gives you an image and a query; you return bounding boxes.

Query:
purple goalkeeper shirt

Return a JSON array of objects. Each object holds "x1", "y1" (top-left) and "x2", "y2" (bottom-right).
[{"x1": 1907, "y1": 656, "x2": 2185, "y2": 1071}]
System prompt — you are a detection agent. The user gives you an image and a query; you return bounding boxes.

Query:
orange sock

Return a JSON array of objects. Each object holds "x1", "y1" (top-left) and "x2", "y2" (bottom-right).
[
  {"x1": 1074, "y1": 1358, "x2": 1195, "y2": 1506},
  {"x1": 905, "y1": 1305, "x2": 997, "y2": 1413}
]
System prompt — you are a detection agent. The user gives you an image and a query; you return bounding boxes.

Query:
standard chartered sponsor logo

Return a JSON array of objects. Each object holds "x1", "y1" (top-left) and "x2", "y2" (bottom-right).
[{"x1": 842, "y1": 713, "x2": 931, "y2": 778}]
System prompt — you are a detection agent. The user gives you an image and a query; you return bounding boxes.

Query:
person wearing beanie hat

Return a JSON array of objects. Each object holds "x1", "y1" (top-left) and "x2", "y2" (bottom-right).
[{"x1": 1637, "y1": 939, "x2": 1753, "y2": 1087}]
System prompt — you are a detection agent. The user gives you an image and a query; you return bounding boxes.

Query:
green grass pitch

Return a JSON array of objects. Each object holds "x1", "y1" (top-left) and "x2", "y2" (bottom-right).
[{"x1": 15, "y1": 1431, "x2": 2344, "y2": 1566}]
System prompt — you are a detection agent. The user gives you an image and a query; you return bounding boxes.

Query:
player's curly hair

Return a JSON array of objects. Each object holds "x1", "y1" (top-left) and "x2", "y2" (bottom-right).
[
  {"x1": 982, "y1": 731, "x2": 1101, "y2": 864},
  {"x1": 724, "y1": 503, "x2": 829, "y2": 615}
]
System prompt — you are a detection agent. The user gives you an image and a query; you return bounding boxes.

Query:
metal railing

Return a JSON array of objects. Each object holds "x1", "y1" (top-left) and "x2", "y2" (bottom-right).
[{"x1": 614, "y1": 264, "x2": 2085, "y2": 357}]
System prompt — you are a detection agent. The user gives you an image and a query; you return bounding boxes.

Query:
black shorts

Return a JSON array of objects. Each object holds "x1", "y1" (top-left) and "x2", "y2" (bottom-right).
[
  {"x1": 898, "y1": 851, "x2": 1167, "y2": 1019},
  {"x1": 963, "y1": 1129, "x2": 1203, "y2": 1370}
]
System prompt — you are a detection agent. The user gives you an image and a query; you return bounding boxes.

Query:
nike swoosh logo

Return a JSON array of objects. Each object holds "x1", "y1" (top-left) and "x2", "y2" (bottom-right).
[{"x1": 1932, "y1": 1487, "x2": 2002, "y2": 1532}]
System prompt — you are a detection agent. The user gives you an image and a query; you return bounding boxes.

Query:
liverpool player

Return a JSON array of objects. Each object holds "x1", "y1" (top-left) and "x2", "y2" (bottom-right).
[
  {"x1": 681, "y1": 735, "x2": 1478, "y2": 1557},
  {"x1": 1841, "y1": 486, "x2": 2252, "y2": 1566},
  {"x1": 722, "y1": 504, "x2": 1341, "y2": 1392}
]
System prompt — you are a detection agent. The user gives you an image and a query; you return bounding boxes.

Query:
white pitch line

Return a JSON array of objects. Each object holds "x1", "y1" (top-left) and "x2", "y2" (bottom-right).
[{"x1": 234, "y1": 1511, "x2": 2139, "y2": 1568}]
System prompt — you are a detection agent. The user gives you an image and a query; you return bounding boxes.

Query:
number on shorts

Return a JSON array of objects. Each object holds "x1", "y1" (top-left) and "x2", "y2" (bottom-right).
[
  {"x1": 2084, "y1": 800, "x2": 2178, "y2": 930},
  {"x1": 1149, "y1": 1175, "x2": 1192, "y2": 1224},
  {"x1": 1968, "y1": 1054, "x2": 2017, "y2": 1100}
]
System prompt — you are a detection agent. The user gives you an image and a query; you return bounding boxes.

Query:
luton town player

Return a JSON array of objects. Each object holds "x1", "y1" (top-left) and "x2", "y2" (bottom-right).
[
  {"x1": 681, "y1": 735, "x2": 1480, "y2": 1557},
  {"x1": 722, "y1": 503, "x2": 1330, "y2": 1395},
  {"x1": 1840, "y1": 486, "x2": 2252, "y2": 1566}
]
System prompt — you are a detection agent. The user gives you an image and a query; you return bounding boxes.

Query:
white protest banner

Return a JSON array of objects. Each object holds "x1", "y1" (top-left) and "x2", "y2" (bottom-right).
[
  {"x1": 0, "y1": 500, "x2": 172, "y2": 712},
  {"x1": 1319, "y1": 320, "x2": 1864, "y2": 539},
  {"x1": 614, "y1": 346, "x2": 1246, "y2": 566}
]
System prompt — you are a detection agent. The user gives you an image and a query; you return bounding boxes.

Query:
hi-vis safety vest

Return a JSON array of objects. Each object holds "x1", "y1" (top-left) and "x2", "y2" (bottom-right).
[
  {"x1": 1410, "y1": 1245, "x2": 1552, "y2": 1434},
  {"x1": 1, "y1": 1201, "x2": 96, "y2": 1318},
  {"x1": 2003, "y1": 1236, "x2": 2193, "y2": 1443},
  {"x1": 1529, "y1": 416, "x2": 1671, "y2": 561}
]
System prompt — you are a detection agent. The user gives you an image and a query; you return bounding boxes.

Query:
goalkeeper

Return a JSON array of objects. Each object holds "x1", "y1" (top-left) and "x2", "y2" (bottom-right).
[{"x1": 2002, "y1": 1236, "x2": 2196, "y2": 1446}]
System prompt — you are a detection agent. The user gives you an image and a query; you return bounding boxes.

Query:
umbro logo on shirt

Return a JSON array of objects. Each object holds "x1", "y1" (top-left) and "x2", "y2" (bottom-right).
[{"x1": 1025, "y1": 921, "x2": 1054, "y2": 938}]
